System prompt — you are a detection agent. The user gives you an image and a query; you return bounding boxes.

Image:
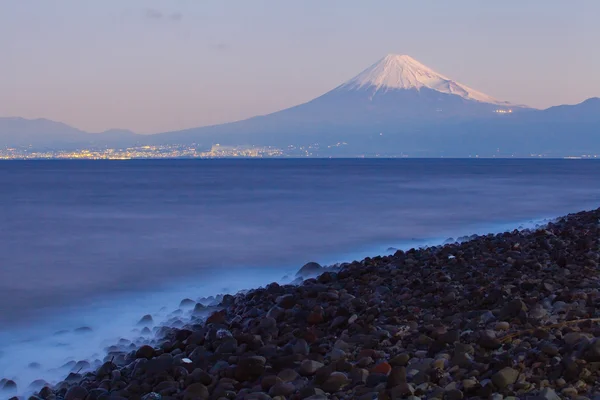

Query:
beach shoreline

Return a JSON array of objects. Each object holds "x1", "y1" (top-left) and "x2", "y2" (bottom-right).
[{"x1": 5, "y1": 207, "x2": 600, "y2": 399}]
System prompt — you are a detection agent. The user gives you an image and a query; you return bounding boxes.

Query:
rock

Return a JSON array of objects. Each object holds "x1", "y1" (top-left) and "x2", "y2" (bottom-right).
[
  {"x1": 529, "y1": 305, "x2": 548, "y2": 320},
  {"x1": 495, "y1": 321, "x2": 510, "y2": 331},
  {"x1": 136, "y1": 344, "x2": 155, "y2": 359},
  {"x1": 451, "y1": 351, "x2": 473, "y2": 368},
  {"x1": 478, "y1": 331, "x2": 502, "y2": 350},
  {"x1": 445, "y1": 389, "x2": 464, "y2": 400},
  {"x1": 137, "y1": 314, "x2": 154, "y2": 326},
  {"x1": 28, "y1": 380, "x2": 48, "y2": 391},
  {"x1": 350, "y1": 368, "x2": 369, "y2": 384},
  {"x1": 564, "y1": 332, "x2": 592, "y2": 346},
  {"x1": 141, "y1": 393, "x2": 162, "y2": 400},
  {"x1": 387, "y1": 366, "x2": 407, "y2": 388},
  {"x1": 183, "y1": 383, "x2": 209, "y2": 400},
  {"x1": 370, "y1": 361, "x2": 392, "y2": 376},
  {"x1": 462, "y1": 378, "x2": 477, "y2": 391},
  {"x1": 235, "y1": 356, "x2": 266, "y2": 381},
  {"x1": 192, "y1": 302, "x2": 206, "y2": 314},
  {"x1": 269, "y1": 382, "x2": 295, "y2": 397},
  {"x1": 64, "y1": 386, "x2": 88, "y2": 400},
  {"x1": 179, "y1": 298, "x2": 195, "y2": 308},
  {"x1": 491, "y1": 367, "x2": 519, "y2": 389},
  {"x1": 96, "y1": 361, "x2": 116, "y2": 377},
  {"x1": 276, "y1": 294, "x2": 296, "y2": 309},
  {"x1": 296, "y1": 262, "x2": 323, "y2": 277},
  {"x1": 293, "y1": 339, "x2": 309, "y2": 355},
  {"x1": 500, "y1": 299, "x2": 526, "y2": 319},
  {"x1": 307, "y1": 308, "x2": 324, "y2": 325},
  {"x1": 390, "y1": 382, "x2": 415, "y2": 398},
  {"x1": 539, "y1": 388, "x2": 561, "y2": 400},
  {"x1": 1, "y1": 380, "x2": 16, "y2": 393},
  {"x1": 390, "y1": 353, "x2": 410, "y2": 367},
  {"x1": 299, "y1": 360, "x2": 324, "y2": 376},
  {"x1": 357, "y1": 357, "x2": 374, "y2": 368},
  {"x1": 366, "y1": 373, "x2": 388, "y2": 388},
  {"x1": 585, "y1": 339, "x2": 600, "y2": 362},
  {"x1": 540, "y1": 342, "x2": 559, "y2": 356},
  {"x1": 261, "y1": 375, "x2": 282, "y2": 391},
  {"x1": 329, "y1": 348, "x2": 346, "y2": 362},
  {"x1": 321, "y1": 371, "x2": 350, "y2": 393}
]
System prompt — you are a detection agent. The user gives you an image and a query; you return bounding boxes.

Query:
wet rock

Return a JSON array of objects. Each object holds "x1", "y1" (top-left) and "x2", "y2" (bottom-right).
[
  {"x1": 64, "y1": 386, "x2": 88, "y2": 400},
  {"x1": 183, "y1": 383, "x2": 209, "y2": 400},
  {"x1": 370, "y1": 361, "x2": 392, "y2": 376},
  {"x1": 141, "y1": 393, "x2": 162, "y2": 400},
  {"x1": 491, "y1": 367, "x2": 519, "y2": 389},
  {"x1": 390, "y1": 353, "x2": 410, "y2": 367},
  {"x1": 269, "y1": 382, "x2": 295, "y2": 397},
  {"x1": 1, "y1": 380, "x2": 16, "y2": 393},
  {"x1": 478, "y1": 331, "x2": 502, "y2": 350},
  {"x1": 445, "y1": 389, "x2": 464, "y2": 400},
  {"x1": 500, "y1": 299, "x2": 527, "y2": 319},
  {"x1": 387, "y1": 366, "x2": 407, "y2": 388},
  {"x1": 320, "y1": 371, "x2": 350, "y2": 393},
  {"x1": 276, "y1": 294, "x2": 296, "y2": 309},
  {"x1": 138, "y1": 314, "x2": 154, "y2": 326},
  {"x1": 235, "y1": 356, "x2": 266, "y2": 381},
  {"x1": 300, "y1": 360, "x2": 324, "y2": 376},
  {"x1": 539, "y1": 387, "x2": 561, "y2": 400},
  {"x1": 277, "y1": 368, "x2": 299, "y2": 382},
  {"x1": 179, "y1": 298, "x2": 196, "y2": 308},
  {"x1": 585, "y1": 339, "x2": 600, "y2": 362},
  {"x1": 296, "y1": 262, "x2": 323, "y2": 277},
  {"x1": 136, "y1": 344, "x2": 155, "y2": 359}
]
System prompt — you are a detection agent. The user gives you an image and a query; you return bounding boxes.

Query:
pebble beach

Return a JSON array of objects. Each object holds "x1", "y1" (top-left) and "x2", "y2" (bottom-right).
[{"x1": 5, "y1": 207, "x2": 600, "y2": 400}]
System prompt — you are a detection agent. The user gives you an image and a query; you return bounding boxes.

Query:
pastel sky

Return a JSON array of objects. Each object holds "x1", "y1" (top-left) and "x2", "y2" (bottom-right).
[{"x1": 2, "y1": 0, "x2": 599, "y2": 133}]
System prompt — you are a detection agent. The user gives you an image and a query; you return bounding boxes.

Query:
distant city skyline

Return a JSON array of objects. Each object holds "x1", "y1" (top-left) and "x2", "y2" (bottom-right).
[{"x1": 2, "y1": 0, "x2": 599, "y2": 133}]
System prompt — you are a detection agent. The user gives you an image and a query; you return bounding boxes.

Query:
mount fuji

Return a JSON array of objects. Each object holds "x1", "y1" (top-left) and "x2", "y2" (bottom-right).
[
  {"x1": 2, "y1": 54, "x2": 599, "y2": 156},
  {"x1": 337, "y1": 54, "x2": 510, "y2": 106},
  {"x1": 153, "y1": 54, "x2": 538, "y2": 153}
]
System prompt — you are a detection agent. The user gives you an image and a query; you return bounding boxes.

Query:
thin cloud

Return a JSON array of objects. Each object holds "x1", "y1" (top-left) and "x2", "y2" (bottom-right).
[
  {"x1": 212, "y1": 43, "x2": 229, "y2": 51},
  {"x1": 143, "y1": 8, "x2": 182, "y2": 22}
]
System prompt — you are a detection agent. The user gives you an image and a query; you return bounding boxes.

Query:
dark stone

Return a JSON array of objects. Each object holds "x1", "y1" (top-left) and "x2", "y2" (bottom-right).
[
  {"x1": 500, "y1": 299, "x2": 527, "y2": 319},
  {"x1": 64, "y1": 386, "x2": 89, "y2": 400},
  {"x1": 296, "y1": 262, "x2": 323, "y2": 277},
  {"x1": 235, "y1": 356, "x2": 266, "y2": 381},
  {"x1": 137, "y1": 314, "x2": 154, "y2": 326},
  {"x1": 136, "y1": 345, "x2": 155, "y2": 359}
]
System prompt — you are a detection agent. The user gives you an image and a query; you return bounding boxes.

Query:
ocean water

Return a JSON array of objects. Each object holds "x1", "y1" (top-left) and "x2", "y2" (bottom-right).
[{"x1": 0, "y1": 158, "x2": 599, "y2": 394}]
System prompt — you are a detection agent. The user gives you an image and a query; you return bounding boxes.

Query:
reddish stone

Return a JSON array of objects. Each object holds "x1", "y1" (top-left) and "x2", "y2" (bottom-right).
[
  {"x1": 206, "y1": 310, "x2": 226, "y2": 324},
  {"x1": 307, "y1": 308, "x2": 324, "y2": 325},
  {"x1": 371, "y1": 361, "x2": 392, "y2": 376},
  {"x1": 303, "y1": 327, "x2": 318, "y2": 343}
]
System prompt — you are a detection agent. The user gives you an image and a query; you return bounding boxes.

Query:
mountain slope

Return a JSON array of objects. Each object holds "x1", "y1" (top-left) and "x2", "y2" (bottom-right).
[
  {"x1": 154, "y1": 54, "x2": 525, "y2": 147},
  {"x1": 0, "y1": 117, "x2": 139, "y2": 148}
]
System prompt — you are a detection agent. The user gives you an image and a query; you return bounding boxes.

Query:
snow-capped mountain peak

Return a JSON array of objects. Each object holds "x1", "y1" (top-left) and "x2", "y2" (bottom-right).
[{"x1": 339, "y1": 54, "x2": 509, "y2": 105}]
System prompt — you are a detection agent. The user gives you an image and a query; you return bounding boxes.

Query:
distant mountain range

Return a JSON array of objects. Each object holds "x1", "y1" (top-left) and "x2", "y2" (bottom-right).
[
  {"x1": 0, "y1": 117, "x2": 138, "y2": 148},
  {"x1": 2, "y1": 54, "x2": 599, "y2": 157}
]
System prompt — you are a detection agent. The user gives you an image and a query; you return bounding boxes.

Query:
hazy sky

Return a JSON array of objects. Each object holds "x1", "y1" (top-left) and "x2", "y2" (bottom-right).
[{"x1": 2, "y1": 1, "x2": 599, "y2": 133}]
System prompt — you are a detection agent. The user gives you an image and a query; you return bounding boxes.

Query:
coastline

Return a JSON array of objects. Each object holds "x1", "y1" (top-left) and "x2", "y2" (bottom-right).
[
  {"x1": 0, "y1": 214, "x2": 561, "y2": 393},
  {"x1": 7, "y1": 206, "x2": 597, "y2": 400}
]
